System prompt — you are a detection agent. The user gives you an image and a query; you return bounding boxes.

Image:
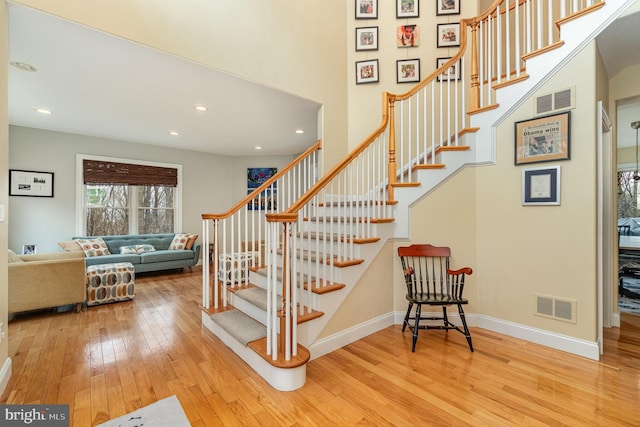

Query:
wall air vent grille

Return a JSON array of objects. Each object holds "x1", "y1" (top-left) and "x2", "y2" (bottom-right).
[
  {"x1": 535, "y1": 87, "x2": 575, "y2": 115},
  {"x1": 535, "y1": 294, "x2": 576, "y2": 323}
]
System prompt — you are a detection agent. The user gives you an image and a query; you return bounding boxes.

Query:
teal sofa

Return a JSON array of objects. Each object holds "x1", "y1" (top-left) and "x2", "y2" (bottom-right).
[{"x1": 74, "y1": 233, "x2": 201, "y2": 273}]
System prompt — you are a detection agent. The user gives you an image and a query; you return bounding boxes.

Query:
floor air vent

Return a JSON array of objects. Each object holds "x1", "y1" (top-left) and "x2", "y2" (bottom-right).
[
  {"x1": 535, "y1": 87, "x2": 575, "y2": 115},
  {"x1": 535, "y1": 294, "x2": 576, "y2": 323}
]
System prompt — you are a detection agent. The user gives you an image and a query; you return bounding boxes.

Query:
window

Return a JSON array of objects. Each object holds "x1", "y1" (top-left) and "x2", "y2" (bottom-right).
[
  {"x1": 78, "y1": 155, "x2": 182, "y2": 236},
  {"x1": 618, "y1": 171, "x2": 639, "y2": 219}
]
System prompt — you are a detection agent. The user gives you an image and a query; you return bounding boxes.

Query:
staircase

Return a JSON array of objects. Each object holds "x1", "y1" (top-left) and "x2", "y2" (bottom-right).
[{"x1": 201, "y1": 0, "x2": 632, "y2": 391}]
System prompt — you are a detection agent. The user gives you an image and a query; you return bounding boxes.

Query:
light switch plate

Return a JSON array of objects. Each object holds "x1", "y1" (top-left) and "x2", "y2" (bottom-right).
[{"x1": 0, "y1": 204, "x2": 4, "y2": 222}]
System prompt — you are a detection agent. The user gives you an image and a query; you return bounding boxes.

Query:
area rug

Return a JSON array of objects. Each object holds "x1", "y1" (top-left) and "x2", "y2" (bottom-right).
[{"x1": 96, "y1": 395, "x2": 190, "y2": 427}]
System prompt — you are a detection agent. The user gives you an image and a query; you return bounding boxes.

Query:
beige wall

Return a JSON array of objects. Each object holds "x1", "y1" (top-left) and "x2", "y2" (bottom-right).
[
  {"x1": 1, "y1": 1, "x2": 9, "y2": 376},
  {"x1": 346, "y1": 2, "x2": 479, "y2": 150},
  {"x1": 12, "y1": 0, "x2": 349, "y2": 170},
  {"x1": 612, "y1": 64, "x2": 640, "y2": 165},
  {"x1": 319, "y1": 241, "x2": 395, "y2": 338},
  {"x1": 402, "y1": 43, "x2": 599, "y2": 341}
]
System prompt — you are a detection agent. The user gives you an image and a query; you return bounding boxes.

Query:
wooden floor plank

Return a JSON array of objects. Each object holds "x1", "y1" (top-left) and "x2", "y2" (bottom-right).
[{"x1": 2, "y1": 268, "x2": 640, "y2": 427}]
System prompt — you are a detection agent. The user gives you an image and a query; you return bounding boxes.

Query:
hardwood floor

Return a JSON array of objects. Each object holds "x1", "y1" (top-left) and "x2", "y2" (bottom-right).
[{"x1": 2, "y1": 268, "x2": 640, "y2": 426}]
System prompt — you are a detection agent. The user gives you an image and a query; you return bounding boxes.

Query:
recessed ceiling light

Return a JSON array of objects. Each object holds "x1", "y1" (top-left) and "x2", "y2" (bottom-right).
[
  {"x1": 295, "y1": 129, "x2": 305, "y2": 134},
  {"x1": 35, "y1": 108, "x2": 52, "y2": 115},
  {"x1": 10, "y1": 61, "x2": 37, "y2": 72},
  {"x1": 194, "y1": 105, "x2": 208, "y2": 112},
  {"x1": 168, "y1": 131, "x2": 180, "y2": 136},
  {"x1": 255, "y1": 146, "x2": 263, "y2": 150}
]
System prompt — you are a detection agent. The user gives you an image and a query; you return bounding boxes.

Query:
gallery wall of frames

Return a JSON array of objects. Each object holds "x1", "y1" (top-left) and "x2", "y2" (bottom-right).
[{"x1": 354, "y1": 0, "x2": 465, "y2": 85}]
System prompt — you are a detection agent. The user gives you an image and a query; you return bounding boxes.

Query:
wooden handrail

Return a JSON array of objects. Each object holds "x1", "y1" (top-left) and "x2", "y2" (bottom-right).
[
  {"x1": 267, "y1": 7, "x2": 480, "y2": 223},
  {"x1": 268, "y1": 93, "x2": 391, "y2": 223},
  {"x1": 202, "y1": 140, "x2": 321, "y2": 221}
]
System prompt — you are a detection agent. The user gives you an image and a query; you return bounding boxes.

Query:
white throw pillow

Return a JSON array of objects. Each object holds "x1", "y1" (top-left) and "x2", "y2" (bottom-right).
[
  {"x1": 74, "y1": 237, "x2": 111, "y2": 257},
  {"x1": 169, "y1": 233, "x2": 190, "y2": 250}
]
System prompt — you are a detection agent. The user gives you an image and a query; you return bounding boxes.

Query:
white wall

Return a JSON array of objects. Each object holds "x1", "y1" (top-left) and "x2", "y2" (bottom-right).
[
  {"x1": 11, "y1": 0, "x2": 349, "y2": 171},
  {"x1": 8, "y1": 125, "x2": 294, "y2": 254}
]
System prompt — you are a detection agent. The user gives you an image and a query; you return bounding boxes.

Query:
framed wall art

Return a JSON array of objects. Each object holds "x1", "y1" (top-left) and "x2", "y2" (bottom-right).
[
  {"x1": 514, "y1": 111, "x2": 570, "y2": 165},
  {"x1": 9, "y1": 169, "x2": 54, "y2": 197},
  {"x1": 356, "y1": 59, "x2": 379, "y2": 84},
  {"x1": 436, "y1": 57, "x2": 460, "y2": 81},
  {"x1": 397, "y1": 59, "x2": 420, "y2": 83},
  {"x1": 22, "y1": 244, "x2": 37, "y2": 255},
  {"x1": 247, "y1": 167, "x2": 277, "y2": 210},
  {"x1": 356, "y1": 0, "x2": 378, "y2": 19},
  {"x1": 437, "y1": 0, "x2": 460, "y2": 15},
  {"x1": 522, "y1": 165, "x2": 561, "y2": 205},
  {"x1": 356, "y1": 26, "x2": 378, "y2": 51},
  {"x1": 397, "y1": 0, "x2": 419, "y2": 18},
  {"x1": 437, "y1": 23, "x2": 460, "y2": 48},
  {"x1": 397, "y1": 25, "x2": 420, "y2": 47}
]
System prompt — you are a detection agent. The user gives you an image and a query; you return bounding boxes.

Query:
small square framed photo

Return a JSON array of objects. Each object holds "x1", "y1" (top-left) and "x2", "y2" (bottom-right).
[
  {"x1": 356, "y1": 0, "x2": 378, "y2": 19},
  {"x1": 437, "y1": 0, "x2": 460, "y2": 15},
  {"x1": 397, "y1": 59, "x2": 420, "y2": 83},
  {"x1": 436, "y1": 57, "x2": 460, "y2": 81},
  {"x1": 356, "y1": 59, "x2": 379, "y2": 84},
  {"x1": 397, "y1": 25, "x2": 420, "y2": 47},
  {"x1": 22, "y1": 244, "x2": 37, "y2": 255},
  {"x1": 356, "y1": 26, "x2": 378, "y2": 51},
  {"x1": 522, "y1": 165, "x2": 561, "y2": 205},
  {"x1": 437, "y1": 23, "x2": 460, "y2": 48},
  {"x1": 397, "y1": 0, "x2": 419, "y2": 18}
]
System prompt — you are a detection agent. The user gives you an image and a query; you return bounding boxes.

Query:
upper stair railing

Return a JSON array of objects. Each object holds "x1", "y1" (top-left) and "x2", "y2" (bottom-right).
[
  {"x1": 202, "y1": 0, "x2": 604, "y2": 363},
  {"x1": 201, "y1": 141, "x2": 321, "y2": 310}
]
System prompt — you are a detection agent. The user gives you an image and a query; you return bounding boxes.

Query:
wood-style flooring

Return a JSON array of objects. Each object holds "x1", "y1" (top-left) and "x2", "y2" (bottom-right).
[{"x1": 2, "y1": 268, "x2": 640, "y2": 426}]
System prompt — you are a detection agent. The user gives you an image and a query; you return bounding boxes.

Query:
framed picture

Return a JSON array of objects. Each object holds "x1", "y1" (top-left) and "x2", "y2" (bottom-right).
[
  {"x1": 397, "y1": 0, "x2": 419, "y2": 18},
  {"x1": 436, "y1": 57, "x2": 460, "y2": 81},
  {"x1": 397, "y1": 25, "x2": 420, "y2": 47},
  {"x1": 356, "y1": 26, "x2": 378, "y2": 51},
  {"x1": 9, "y1": 169, "x2": 54, "y2": 197},
  {"x1": 522, "y1": 165, "x2": 561, "y2": 205},
  {"x1": 356, "y1": 59, "x2": 379, "y2": 84},
  {"x1": 437, "y1": 0, "x2": 460, "y2": 15},
  {"x1": 514, "y1": 111, "x2": 571, "y2": 165},
  {"x1": 397, "y1": 59, "x2": 420, "y2": 83},
  {"x1": 437, "y1": 23, "x2": 460, "y2": 48},
  {"x1": 22, "y1": 244, "x2": 37, "y2": 255},
  {"x1": 356, "y1": 0, "x2": 378, "y2": 19},
  {"x1": 247, "y1": 167, "x2": 277, "y2": 210}
]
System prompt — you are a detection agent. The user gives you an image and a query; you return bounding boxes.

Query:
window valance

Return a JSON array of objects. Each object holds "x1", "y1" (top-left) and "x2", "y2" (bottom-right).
[{"x1": 83, "y1": 160, "x2": 178, "y2": 186}]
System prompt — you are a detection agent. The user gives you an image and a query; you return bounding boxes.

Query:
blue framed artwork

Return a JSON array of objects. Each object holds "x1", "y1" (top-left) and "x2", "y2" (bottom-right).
[{"x1": 247, "y1": 168, "x2": 277, "y2": 210}]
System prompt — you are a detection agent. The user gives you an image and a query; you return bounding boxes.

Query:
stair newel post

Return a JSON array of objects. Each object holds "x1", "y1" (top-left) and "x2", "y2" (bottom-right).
[
  {"x1": 387, "y1": 93, "x2": 397, "y2": 201},
  {"x1": 212, "y1": 219, "x2": 221, "y2": 309},
  {"x1": 267, "y1": 212, "x2": 298, "y2": 360},
  {"x1": 469, "y1": 19, "x2": 481, "y2": 111}
]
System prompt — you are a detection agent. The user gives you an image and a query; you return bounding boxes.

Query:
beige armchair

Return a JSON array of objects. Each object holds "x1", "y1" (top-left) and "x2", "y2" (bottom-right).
[{"x1": 8, "y1": 251, "x2": 86, "y2": 315}]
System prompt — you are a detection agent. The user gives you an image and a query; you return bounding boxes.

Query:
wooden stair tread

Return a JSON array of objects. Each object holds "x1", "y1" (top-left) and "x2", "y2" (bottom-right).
[
  {"x1": 305, "y1": 216, "x2": 395, "y2": 223},
  {"x1": 297, "y1": 232, "x2": 380, "y2": 244},
  {"x1": 254, "y1": 268, "x2": 347, "y2": 295},
  {"x1": 247, "y1": 338, "x2": 310, "y2": 369}
]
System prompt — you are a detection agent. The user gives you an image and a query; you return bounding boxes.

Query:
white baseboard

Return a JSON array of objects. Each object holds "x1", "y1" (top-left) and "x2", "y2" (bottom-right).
[
  {"x1": 309, "y1": 312, "x2": 395, "y2": 360},
  {"x1": 0, "y1": 357, "x2": 12, "y2": 397},
  {"x1": 392, "y1": 310, "x2": 599, "y2": 360}
]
